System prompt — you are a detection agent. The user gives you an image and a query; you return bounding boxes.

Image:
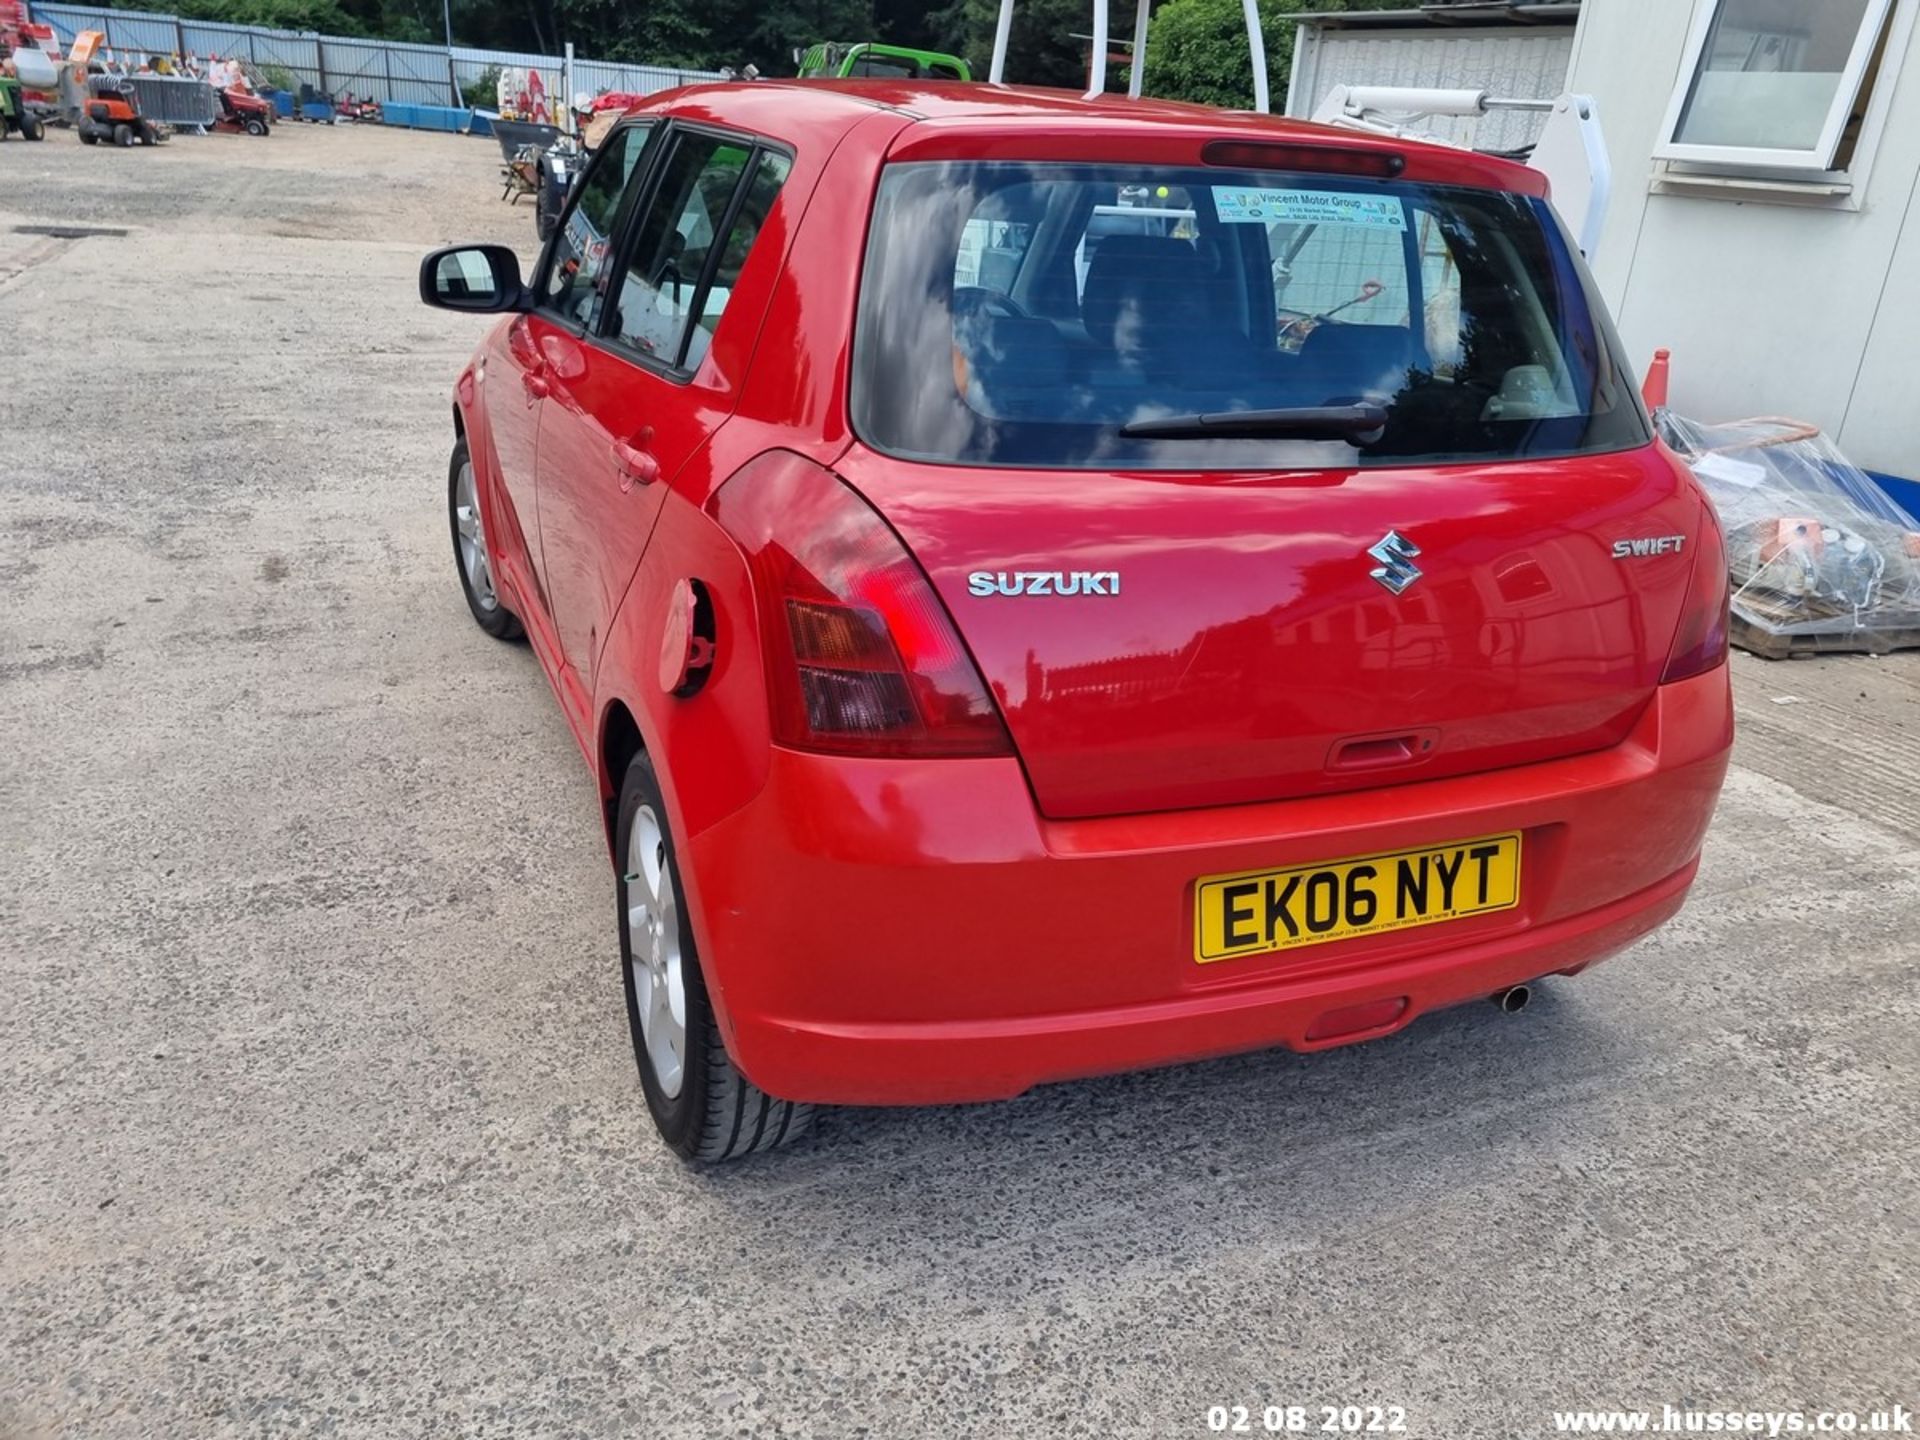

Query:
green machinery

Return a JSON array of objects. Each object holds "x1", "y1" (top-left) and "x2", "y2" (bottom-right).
[
  {"x1": 795, "y1": 42, "x2": 970, "y2": 82},
  {"x1": 0, "y1": 72, "x2": 48, "y2": 140}
]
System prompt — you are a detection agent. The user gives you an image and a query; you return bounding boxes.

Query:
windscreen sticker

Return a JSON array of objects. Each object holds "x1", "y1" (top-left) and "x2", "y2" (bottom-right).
[{"x1": 1210, "y1": 187, "x2": 1407, "y2": 229}]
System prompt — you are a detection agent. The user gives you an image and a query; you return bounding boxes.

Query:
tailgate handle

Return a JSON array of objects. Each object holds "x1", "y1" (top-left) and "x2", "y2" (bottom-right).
[{"x1": 1329, "y1": 730, "x2": 1438, "y2": 773}]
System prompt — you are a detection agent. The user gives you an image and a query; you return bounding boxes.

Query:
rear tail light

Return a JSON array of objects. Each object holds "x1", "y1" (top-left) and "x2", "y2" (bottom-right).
[
  {"x1": 708, "y1": 451, "x2": 1013, "y2": 758},
  {"x1": 1661, "y1": 497, "x2": 1731, "y2": 683}
]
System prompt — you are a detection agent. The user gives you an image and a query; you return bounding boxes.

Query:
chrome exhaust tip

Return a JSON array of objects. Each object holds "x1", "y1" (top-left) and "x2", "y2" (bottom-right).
[{"x1": 1492, "y1": 984, "x2": 1531, "y2": 1014}]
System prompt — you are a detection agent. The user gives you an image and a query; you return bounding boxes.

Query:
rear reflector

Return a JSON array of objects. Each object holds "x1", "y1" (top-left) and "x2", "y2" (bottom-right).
[
  {"x1": 1305, "y1": 997, "x2": 1409, "y2": 1042},
  {"x1": 1201, "y1": 139, "x2": 1406, "y2": 178}
]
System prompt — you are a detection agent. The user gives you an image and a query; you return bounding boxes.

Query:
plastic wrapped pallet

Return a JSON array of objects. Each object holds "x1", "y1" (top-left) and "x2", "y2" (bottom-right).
[{"x1": 1657, "y1": 412, "x2": 1920, "y2": 658}]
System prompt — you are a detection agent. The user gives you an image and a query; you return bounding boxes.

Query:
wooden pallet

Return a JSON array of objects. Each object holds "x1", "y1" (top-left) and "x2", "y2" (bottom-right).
[{"x1": 1733, "y1": 611, "x2": 1920, "y2": 660}]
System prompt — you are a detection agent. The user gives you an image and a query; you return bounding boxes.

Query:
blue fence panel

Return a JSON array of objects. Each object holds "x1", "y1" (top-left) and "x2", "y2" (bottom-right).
[
  {"x1": 387, "y1": 41, "x2": 457, "y2": 106},
  {"x1": 573, "y1": 59, "x2": 706, "y2": 98},
  {"x1": 316, "y1": 37, "x2": 387, "y2": 99},
  {"x1": 179, "y1": 20, "x2": 256, "y2": 62},
  {"x1": 245, "y1": 32, "x2": 322, "y2": 92}
]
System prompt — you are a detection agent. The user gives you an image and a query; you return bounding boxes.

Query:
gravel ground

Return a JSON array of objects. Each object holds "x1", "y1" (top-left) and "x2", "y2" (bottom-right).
[{"x1": 3, "y1": 121, "x2": 1918, "y2": 1440}]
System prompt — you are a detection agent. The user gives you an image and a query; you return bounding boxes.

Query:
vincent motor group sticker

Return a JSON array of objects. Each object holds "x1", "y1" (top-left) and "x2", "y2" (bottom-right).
[{"x1": 1211, "y1": 186, "x2": 1408, "y2": 229}]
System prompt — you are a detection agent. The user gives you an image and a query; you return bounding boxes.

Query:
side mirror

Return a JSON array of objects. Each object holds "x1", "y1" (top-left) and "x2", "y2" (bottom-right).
[{"x1": 419, "y1": 244, "x2": 528, "y2": 313}]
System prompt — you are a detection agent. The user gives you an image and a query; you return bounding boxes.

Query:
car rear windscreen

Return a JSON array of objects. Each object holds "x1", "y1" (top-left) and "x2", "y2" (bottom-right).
[{"x1": 850, "y1": 162, "x2": 1650, "y2": 470}]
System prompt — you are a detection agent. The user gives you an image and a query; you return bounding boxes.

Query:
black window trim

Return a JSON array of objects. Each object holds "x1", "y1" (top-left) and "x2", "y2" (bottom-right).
[{"x1": 592, "y1": 119, "x2": 794, "y2": 386}]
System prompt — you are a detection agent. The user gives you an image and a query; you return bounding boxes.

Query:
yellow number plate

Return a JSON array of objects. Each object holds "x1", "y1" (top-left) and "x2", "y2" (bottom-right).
[{"x1": 1194, "y1": 833, "x2": 1522, "y2": 963}]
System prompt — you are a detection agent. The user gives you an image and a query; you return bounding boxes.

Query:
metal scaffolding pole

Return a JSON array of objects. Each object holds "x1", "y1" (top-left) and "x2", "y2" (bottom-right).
[
  {"x1": 1082, "y1": 0, "x2": 1109, "y2": 96},
  {"x1": 987, "y1": 0, "x2": 1267, "y2": 110},
  {"x1": 988, "y1": 0, "x2": 1016, "y2": 82},
  {"x1": 1127, "y1": 0, "x2": 1150, "y2": 98},
  {"x1": 1242, "y1": 0, "x2": 1269, "y2": 112}
]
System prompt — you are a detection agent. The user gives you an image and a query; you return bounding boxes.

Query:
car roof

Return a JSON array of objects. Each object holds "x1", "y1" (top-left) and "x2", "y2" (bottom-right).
[{"x1": 629, "y1": 80, "x2": 1548, "y2": 197}]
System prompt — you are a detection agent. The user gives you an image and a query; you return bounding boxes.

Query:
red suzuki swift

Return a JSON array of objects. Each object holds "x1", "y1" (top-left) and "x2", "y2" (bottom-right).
[{"x1": 421, "y1": 81, "x2": 1732, "y2": 1162}]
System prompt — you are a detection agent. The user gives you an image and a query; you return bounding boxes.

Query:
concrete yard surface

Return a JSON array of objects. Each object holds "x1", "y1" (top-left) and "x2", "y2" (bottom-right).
[{"x1": 2, "y1": 124, "x2": 1917, "y2": 1438}]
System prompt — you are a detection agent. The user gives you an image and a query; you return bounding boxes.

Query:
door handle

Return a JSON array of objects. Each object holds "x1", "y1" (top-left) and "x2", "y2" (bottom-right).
[
  {"x1": 611, "y1": 437, "x2": 660, "y2": 488},
  {"x1": 508, "y1": 318, "x2": 548, "y2": 400}
]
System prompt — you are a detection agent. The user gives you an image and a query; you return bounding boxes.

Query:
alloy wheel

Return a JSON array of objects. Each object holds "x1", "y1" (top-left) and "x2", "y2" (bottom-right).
[
  {"x1": 626, "y1": 804, "x2": 687, "y2": 1098},
  {"x1": 452, "y1": 459, "x2": 498, "y2": 611}
]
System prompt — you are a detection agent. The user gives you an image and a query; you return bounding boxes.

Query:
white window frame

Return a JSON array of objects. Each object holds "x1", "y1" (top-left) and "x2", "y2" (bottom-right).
[{"x1": 1654, "y1": 0, "x2": 1897, "y2": 173}]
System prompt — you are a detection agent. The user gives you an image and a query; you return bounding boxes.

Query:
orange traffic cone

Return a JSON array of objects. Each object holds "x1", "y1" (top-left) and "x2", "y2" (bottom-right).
[{"x1": 1642, "y1": 347, "x2": 1671, "y2": 410}]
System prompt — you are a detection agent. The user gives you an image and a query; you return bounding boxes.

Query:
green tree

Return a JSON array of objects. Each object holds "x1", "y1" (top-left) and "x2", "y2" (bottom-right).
[
  {"x1": 1140, "y1": 0, "x2": 1302, "y2": 109},
  {"x1": 1141, "y1": 0, "x2": 1410, "y2": 109},
  {"x1": 924, "y1": 0, "x2": 1092, "y2": 88},
  {"x1": 739, "y1": 2, "x2": 883, "y2": 68},
  {"x1": 459, "y1": 62, "x2": 501, "y2": 107},
  {"x1": 375, "y1": 7, "x2": 434, "y2": 42},
  {"x1": 106, "y1": 0, "x2": 372, "y2": 33},
  {"x1": 874, "y1": 0, "x2": 945, "y2": 51}
]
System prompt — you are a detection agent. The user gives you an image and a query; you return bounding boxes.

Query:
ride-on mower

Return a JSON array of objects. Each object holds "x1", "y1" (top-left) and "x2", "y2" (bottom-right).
[
  {"x1": 213, "y1": 83, "x2": 271, "y2": 135},
  {"x1": 77, "y1": 72, "x2": 166, "y2": 145}
]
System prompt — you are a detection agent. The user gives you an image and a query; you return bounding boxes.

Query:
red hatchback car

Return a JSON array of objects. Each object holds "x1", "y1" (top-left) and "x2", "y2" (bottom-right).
[{"x1": 421, "y1": 81, "x2": 1733, "y2": 1162}]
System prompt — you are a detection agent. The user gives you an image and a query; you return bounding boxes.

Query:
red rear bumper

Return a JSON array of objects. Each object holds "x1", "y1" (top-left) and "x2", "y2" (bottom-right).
[{"x1": 683, "y1": 668, "x2": 1732, "y2": 1105}]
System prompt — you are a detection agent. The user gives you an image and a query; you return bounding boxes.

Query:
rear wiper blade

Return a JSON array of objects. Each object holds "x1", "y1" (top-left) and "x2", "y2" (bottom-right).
[{"x1": 1118, "y1": 403, "x2": 1387, "y2": 440}]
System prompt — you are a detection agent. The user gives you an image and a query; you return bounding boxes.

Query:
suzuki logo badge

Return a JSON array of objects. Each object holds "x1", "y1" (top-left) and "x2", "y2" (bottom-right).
[{"x1": 1367, "y1": 531, "x2": 1423, "y2": 595}]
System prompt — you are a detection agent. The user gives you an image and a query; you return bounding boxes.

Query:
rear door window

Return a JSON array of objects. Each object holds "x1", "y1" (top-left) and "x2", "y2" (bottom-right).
[
  {"x1": 853, "y1": 162, "x2": 1648, "y2": 470},
  {"x1": 538, "y1": 123, "x2": 654, "y2": 329},
  {"x1": 606, "y1": 133, "x2": 791, "y2": 371}
]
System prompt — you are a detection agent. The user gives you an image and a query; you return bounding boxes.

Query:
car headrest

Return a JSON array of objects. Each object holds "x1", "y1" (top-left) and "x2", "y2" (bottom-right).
[
  {"x1": 958, "y1": 313, "x2": 1069, "y2": 417},
  {"x1": 1081, "y1": 235, "x2": 1208, "y2": 350}
]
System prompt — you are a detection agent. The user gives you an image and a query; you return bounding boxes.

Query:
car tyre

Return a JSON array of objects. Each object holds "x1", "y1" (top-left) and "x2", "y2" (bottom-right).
[
  {"x1": 616, "y1": 751, "x2": 814, "y2": 1163},
  {"x1": 22, "y1": 114, "x2": 45, "y2": 141},
  {"x1": 448, "y1": 437, "x2": 522, "y2": 640},
  {"x1": 113, "y1": 122, "x2": 133, "y2": 147},
  {"x1": 535, "y1": 180, "x2": 559, "y2": 242}
]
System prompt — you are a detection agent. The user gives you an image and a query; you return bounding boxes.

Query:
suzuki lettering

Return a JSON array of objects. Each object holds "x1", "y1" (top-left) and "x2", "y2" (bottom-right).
[{"x1": 967, "y1": 570, "x2": 1123, "y2": 597}]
